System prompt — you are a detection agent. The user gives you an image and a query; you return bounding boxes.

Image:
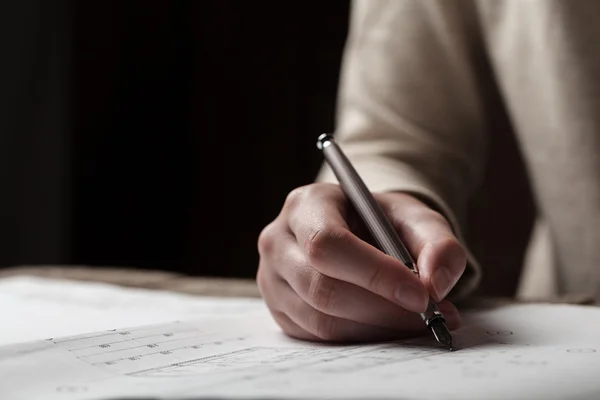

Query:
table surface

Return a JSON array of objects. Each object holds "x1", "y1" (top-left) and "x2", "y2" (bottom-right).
[
  {"x1": 0, "y1": 265, "x2": 595, "y2": 308},
  {"x1": 0, "y1": 265, "x2": 263, "y2": 298}
]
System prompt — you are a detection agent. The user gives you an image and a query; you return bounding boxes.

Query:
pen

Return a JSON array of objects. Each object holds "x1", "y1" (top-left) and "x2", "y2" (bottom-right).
[{"x1": 316, "y1": 133, "x2": 454, "y2": 351}]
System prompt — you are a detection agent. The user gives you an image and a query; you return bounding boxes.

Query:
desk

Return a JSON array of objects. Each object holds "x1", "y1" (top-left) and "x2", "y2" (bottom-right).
[
  {"x1": 2, "y1": 265, "x2": 599, "y2": 400},
  {"x1": 0, "y1": 265, "x2": 262, "y2": 298},
  {"x1": 0, "y1": 265, "x2": 594, "y2": 307}
]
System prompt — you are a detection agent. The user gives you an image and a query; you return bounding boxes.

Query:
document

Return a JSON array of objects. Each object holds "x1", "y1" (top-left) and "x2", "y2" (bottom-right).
[
  {"x1": 0, "y1": 276, "x2": 264, "y2": 346},
  {"x1": 2, "y1": 298, "x2": 600, "y2": 399}
]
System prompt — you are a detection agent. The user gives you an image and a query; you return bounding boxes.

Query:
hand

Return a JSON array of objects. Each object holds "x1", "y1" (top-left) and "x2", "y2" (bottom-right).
[{"x1": 256, "y1": 183, "x2": 466, "y2": 342}]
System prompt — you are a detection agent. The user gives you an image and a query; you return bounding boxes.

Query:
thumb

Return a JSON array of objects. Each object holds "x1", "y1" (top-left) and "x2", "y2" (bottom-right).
[{"x1": 375, "y1": 192, "x2": 467, "y2": 303}]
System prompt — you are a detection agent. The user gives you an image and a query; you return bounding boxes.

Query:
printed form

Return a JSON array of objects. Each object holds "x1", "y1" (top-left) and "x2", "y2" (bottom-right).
[{"x1": 1, "y1": 278, "x2": 600, "y2": 399}]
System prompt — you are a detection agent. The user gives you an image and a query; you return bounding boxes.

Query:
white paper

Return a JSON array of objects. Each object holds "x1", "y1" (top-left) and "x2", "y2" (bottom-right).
[
  {"x1": 0, "y1": 276, "x2": 264, "y2": 346},
  {"x1": 3, "y1": 301, "x2": 600, "y2": 400}
]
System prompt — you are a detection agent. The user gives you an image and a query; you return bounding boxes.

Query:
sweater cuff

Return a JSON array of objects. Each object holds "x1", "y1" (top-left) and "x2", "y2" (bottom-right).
[{"x1": 316, "y1": 156, "x2": 481, "y2": 301}]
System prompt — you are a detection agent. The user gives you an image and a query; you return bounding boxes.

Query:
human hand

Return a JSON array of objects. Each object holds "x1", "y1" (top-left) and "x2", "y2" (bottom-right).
[{"x1": 257, "y1": 183, "x2": 466, "y2": 342}]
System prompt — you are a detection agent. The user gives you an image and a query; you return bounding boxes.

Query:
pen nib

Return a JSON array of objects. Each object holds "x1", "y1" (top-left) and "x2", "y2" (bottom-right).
[{"x1": 429, "y1": 319, "x2": 454, "y2": 351}]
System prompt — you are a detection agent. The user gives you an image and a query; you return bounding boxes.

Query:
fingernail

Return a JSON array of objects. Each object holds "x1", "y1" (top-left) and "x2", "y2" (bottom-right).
[
  {"x1": 432, "y1": 267, "x2": 453, "y2": 301},
  {"x1": 395, "y1": 285, "x2": 427, "y2": 312}
]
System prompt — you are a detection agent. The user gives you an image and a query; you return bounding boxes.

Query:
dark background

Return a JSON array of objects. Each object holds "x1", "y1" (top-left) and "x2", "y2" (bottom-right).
[
  {"x1": 72, "y1": 1, "x2": 349, "y2": 277},
  {"x1": 3, "y1": 1, "x2": 535, "y2": 297}
]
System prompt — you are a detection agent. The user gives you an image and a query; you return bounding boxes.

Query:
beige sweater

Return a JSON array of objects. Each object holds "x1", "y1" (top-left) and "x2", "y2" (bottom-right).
[{"x1": 318, "y1": 0, "x2": 600, "y2": 302}]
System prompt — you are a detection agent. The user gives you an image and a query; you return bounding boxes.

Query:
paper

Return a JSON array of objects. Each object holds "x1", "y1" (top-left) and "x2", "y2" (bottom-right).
[
  {"x1": 0, "y1": 276, "x2": 264, "y2": 346},
  {"x1": 2, "y1": 301, "x2": 600, "y2": 400}
]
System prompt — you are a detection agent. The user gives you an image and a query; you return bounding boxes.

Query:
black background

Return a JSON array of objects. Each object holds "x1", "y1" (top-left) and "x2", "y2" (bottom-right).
[
  {"x1": 72, "y1": 1, "x2": 351, "y2": 278},
  {"x1": 68, "y1": 1, "x2": 534, "y2": 296}
]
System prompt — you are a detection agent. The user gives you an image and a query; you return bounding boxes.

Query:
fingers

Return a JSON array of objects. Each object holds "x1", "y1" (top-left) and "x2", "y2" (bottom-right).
[
  {"x1": 258, "y1": 232, "x2": 460, "y2": 340},
  {"x1": 276, "y1": 241, "x2": 427, "y2": 332},
  {"x1": 376, "y1": 193, "x2": 467, "y2": 303},
  {"x1": 266, "y1": 269, "x2": 460, "y2": 342},
  {"x1": 272, "y1": 276, "x2": 408, "y2": 343},
  {"x1": 279, "y1": 243, "x2": 460, "y2": 331},
  {"x1": 257, "y1": 264, "x2": 320, "y2": 342},
  {"x1": 259, "y1": 262, "x2": 393, "y2": 342},
  {"x1": 257, "y1": 183, "x2": 466, "y2": 343},
  {"x1": 284, "y1": 185, "x2": 429, "y2": 313},
  {"x1": 269, "y1": 310, "x2": 321, "y2": 342}
]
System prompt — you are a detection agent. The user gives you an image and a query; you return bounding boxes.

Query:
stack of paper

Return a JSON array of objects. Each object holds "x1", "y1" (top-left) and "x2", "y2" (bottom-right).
[
  {"x1": 0, "y1": 276, "x2": 264, "y2": 346},
  {"x1": 1, "y1": 276, "x2": 600, "y2": 399}
]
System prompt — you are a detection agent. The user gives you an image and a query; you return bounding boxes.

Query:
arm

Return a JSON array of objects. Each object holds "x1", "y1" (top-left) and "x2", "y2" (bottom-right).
[
  {"x1": 317, "y1": 0, "x2": 490, "y2": 299},
  {"x1": 257, "y1": 0, "x2": 490, "y2": 343}
]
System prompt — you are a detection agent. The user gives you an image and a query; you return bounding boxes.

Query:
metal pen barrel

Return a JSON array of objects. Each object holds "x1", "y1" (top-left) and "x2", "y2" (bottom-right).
[{"x1": 316, "y1": 133, "x2": 445, "y2": 328}]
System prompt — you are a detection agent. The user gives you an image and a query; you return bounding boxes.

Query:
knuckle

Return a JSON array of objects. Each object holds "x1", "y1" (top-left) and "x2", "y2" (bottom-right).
[
  {"x1": 386, "y1": 197, "x2": 411, "y2": 217},
  {"x1": 367, "y1": 266, "x2": 386, "y2": 293},
  {"x1": 304, "y1": 227, "x2": 328, "y2": 261},
  {"x1": 285, "y1": 183, "x2": 340, "y2": 211},
  {"x1": 410, "y1": 206, "x2": 441, "y2": 224},
  {"x1": 307, "y1": 272, "x2": 337, "y2": 312},
  {"x1": 419, "y1": 209, "x2": 452, "y2": 231},
  {"x1": 304, "y1": 226, "x2": 349, "y2": 263},
  {"x1": 257, "y1": 222, "x2": 278, "y2": 256},
  {"x1": 284, "y1": 186, "x2": 306, "y2": 209},
  {"x1": 388, "y1": 202, "x2": 430, "y2": 232},
  {"x1": 309, "y1": 308, "x2": 337, "y2": 341}
]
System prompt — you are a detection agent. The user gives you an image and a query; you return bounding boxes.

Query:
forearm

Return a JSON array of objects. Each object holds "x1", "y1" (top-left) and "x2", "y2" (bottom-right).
[{"x1": 316, "y1": 0, "x2": 491, "y2": 299}]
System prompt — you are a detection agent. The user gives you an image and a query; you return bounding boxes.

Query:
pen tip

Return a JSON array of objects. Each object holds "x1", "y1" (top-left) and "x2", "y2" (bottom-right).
[{"x1": 429, "y1": 319, "x2": 454, "y2": 350}]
